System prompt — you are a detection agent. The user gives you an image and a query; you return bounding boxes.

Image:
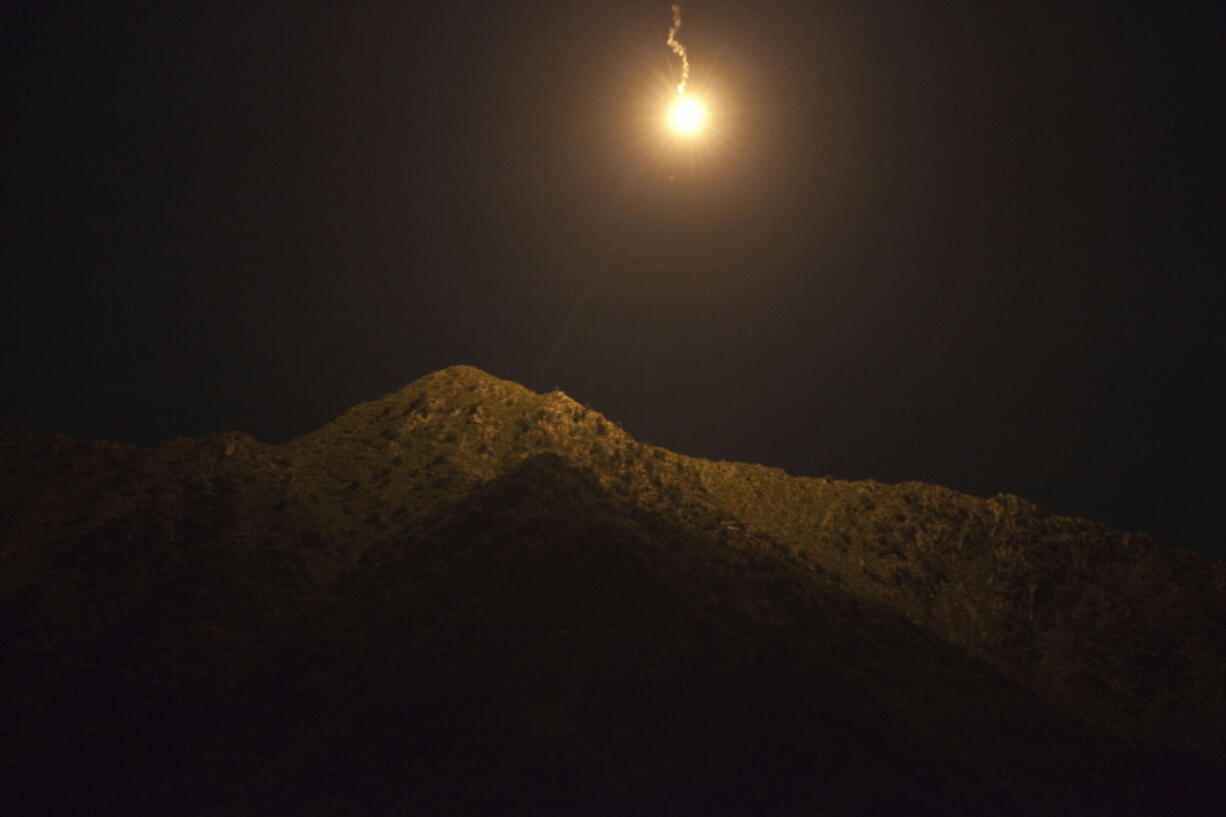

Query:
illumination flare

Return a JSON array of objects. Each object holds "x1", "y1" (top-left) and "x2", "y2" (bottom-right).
[
  {"x1": 666, "y1": 3, "x2": 689, "y2": 96},
  {"x1": 669, "y1": 95, "x2": 706, "y2": 134}
]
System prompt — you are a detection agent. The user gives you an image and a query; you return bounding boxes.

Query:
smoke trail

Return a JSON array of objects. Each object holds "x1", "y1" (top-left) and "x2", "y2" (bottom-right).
[{"x1": 666, "y1": 3, "x2": 689, "y2": 96}]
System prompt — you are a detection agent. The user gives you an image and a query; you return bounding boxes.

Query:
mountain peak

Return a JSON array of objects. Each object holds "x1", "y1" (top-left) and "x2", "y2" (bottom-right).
[{"x1": 411, "y1": 363, "x2": 511, "y2": 391}]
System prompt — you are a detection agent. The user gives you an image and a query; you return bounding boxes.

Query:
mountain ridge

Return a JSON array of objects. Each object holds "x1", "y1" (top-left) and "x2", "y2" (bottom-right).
[{"x1": 2, "y1": 365, "x2": 1222, "y2": 815}]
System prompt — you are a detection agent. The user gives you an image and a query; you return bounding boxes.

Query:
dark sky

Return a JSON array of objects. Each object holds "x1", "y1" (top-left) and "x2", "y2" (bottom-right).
[{"x1": 5, "y1": 1, "x2": 1223, "y2": 559}]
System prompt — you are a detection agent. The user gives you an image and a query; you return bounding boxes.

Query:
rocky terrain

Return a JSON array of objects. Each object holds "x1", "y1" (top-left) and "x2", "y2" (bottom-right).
[{"x1": 2, "y1": 365, "x2": 1222, "y2": 815}]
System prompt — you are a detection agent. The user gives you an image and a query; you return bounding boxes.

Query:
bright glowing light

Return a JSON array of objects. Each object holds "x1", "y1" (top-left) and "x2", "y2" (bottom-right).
[{"x1": 669, "y1": 95, "x2": 706, "y2": 135}]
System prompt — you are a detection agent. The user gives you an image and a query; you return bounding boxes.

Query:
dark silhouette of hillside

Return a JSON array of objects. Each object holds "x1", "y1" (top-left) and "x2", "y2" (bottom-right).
[{"x1": 2, "y1": 366, "x2": 1222, "y2": 815}]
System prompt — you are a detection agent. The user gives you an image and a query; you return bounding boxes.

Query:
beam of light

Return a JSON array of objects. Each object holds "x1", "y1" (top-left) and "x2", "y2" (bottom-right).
[
  {"x1": 540, "y1": 222, "x2": 628, "y2": 376},
  {"x1": 666, "y1": 3, "x2": 689, "y2": 96}
]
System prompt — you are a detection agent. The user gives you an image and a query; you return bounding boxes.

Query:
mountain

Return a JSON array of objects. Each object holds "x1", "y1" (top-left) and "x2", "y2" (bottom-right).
[{"x1": 2, "y1": 365, "x2": 1222, "y2": 816}]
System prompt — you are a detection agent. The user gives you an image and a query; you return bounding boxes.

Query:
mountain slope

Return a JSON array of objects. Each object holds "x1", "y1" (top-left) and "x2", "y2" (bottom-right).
[{"x1": 1, "y1": 365, "x2": 1222, "y2": 815}]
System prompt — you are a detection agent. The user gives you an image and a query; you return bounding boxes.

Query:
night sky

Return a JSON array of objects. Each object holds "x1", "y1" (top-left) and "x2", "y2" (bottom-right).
[{"x1": 6, "y1": 1, "x2": 1223, "y2": 560}]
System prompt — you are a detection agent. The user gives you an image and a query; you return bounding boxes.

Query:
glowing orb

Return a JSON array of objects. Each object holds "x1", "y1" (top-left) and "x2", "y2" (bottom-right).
[{"x1": 669, "y1": 95, "x2": 707, "y2": 135}]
